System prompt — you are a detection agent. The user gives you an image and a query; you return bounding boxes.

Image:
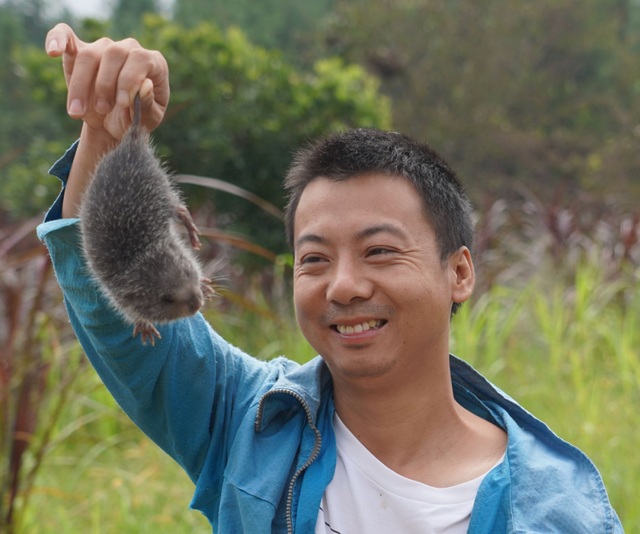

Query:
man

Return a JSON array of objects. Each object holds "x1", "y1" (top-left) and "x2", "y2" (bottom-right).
[{"x1": 39, "y1": 24, "x2": 623, "y2": 533}]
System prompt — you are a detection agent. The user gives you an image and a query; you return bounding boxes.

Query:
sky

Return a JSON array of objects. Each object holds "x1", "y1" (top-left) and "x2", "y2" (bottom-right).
[
  {"x1": 54, "y1": 0, "x2": 110, "y2": 19},
  {"x1": 50, "y1": 0, "x2": 172, "y2": 20}
]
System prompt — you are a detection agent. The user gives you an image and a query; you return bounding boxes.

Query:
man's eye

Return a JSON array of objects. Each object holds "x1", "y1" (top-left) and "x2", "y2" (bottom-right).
[
  {"x1": 301, "y1": 255, "x2": 325, "y2": 264},
  {"x1": 368, "y1": 248, "x2": 392, "y2": 256}
]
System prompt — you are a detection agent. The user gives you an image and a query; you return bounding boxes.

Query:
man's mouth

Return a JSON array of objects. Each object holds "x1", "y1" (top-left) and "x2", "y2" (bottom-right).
[{"x1": 332, "y1": 319, "x2": 387, "y2": 334}]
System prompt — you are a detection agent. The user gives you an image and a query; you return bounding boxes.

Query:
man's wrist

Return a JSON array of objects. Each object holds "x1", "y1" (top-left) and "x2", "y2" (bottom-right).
[
  {"x1": 81, "y1": 122, "x2": 119, "y2": 154},
  {"x1": 61, "y1": 123, "x2": 118, "y2": 218}
]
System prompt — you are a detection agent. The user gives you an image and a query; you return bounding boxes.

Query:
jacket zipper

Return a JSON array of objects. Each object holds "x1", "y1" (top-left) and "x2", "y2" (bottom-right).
[{"x1": 255, "y1": 388, "x2": 323, "y2": 534}]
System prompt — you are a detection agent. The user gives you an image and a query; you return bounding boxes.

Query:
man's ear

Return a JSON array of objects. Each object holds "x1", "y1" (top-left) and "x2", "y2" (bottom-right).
[{"x1": 449, "y1": 246, "x2": 475, "y2": 305}]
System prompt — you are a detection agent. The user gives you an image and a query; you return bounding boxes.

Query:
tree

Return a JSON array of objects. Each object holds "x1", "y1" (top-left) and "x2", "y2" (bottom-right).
[
  {"x1": 322, "y1": 0, "x2": 640, "y2": 203},
  {"x1": 0, "y1": 2, "x2": 78, "y2": 225},
  {"x1": 173, "y1": 0, "x2": 335, "y2": 61},
  {"x1": 0, "y1": 0, "x2": 51, "y2": 47},
  {"x1": 111, "y1": 0, "x2": 159, "y2": 38},
  {"x1": 1, "y1": 16, "x2": 390, "y2": 256}
]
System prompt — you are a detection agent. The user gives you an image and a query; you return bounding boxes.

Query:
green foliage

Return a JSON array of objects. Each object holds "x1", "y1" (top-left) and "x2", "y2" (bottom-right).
[
  {"x1": 2, "y1": 138, "x2": 70, "y2": 217},
  {"x1": 0, "y1": 40, "x2": 79, "y2": 220},
  {"x1": 173, "y1": 0, "x2": 335, "y2": 56},
  {"x1": 323, "y1": 0, "x2": 640, "y2": 201},
  {"x1": 75, "y1": 18, "x2": 113, "y2": 43},
  {"x1": 110, "y1": 0, "x2": 159, "y2": 39},
  {"x1": 139, "y1": 17, "x2": 389, "y2": 254},
  {"x1": 0, "y1": 0, "x2": 50, "y2": 47},
  {"x1": 1, "y1": 16, "x2": 390, "y2": 251}
]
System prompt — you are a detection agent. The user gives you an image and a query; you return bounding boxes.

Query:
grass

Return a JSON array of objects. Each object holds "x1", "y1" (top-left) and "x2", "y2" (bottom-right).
[
  {"x1": 6, "y1": 258, "x2": 637, "y2": 533},
  {"x1": 451, "y1": 260, "x2": 640, "y2": 529}
]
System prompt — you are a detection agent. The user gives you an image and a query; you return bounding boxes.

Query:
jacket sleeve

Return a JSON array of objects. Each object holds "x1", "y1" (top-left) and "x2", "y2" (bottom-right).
[{"x1": 37, "y1": 143, "x2": 287, "y2": 486}]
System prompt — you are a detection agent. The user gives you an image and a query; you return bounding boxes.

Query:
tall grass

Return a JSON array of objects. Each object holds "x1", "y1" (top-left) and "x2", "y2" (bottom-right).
[
  {"x1": 452, "y1": 260, "x2": 640, "y2": 529},
  {"x1": 9, "y1": 258, "x2": 638, "y2": 532},
  {"x1": 4, "y1": 191, "x2": 640, "y2": 532},
  {"x1": 0, "y1": 217, "x2": 89, "y2": 534}
]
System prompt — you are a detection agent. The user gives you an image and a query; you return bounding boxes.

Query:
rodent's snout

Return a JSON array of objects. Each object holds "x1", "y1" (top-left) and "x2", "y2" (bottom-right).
[
  {"x1": 161, "y1": 285, "x2": 205, "y2": 320},
  {"x1": 189, "y1": 291, "x2": 204, "y2": 314}
]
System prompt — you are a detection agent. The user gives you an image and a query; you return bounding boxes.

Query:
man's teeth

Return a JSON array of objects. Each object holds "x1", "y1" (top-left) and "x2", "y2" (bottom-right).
[{"x1": 336, "y1": 320, "x2": 383, "y2": 334}]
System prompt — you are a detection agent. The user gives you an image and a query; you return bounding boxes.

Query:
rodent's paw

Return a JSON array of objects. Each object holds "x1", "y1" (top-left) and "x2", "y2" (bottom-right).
[
  {"x1": 133, "y1": 320, "x2": 161, "y2": 346},
  {"x1": 175, "y1": 205, "x2": 201, "y2": 249},
  {"x1": 201, "y1": 278, "x2": 216, "y2": 300}
]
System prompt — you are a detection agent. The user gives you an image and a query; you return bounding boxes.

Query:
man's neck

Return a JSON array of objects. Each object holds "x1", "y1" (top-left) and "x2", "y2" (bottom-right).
[{"x1": 331, "y1": 352, "x2": 507, "y2": 488}]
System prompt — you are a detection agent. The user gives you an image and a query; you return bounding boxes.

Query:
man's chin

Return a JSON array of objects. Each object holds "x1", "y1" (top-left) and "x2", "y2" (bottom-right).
[{"x1": 326, "y1": 354, "x2": 397, "y2": 381}]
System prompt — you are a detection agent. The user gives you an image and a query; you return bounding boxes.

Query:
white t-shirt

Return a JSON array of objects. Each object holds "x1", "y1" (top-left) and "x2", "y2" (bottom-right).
[{"x1": 315, "y1": 413, "x2": 504, "y2": 534}]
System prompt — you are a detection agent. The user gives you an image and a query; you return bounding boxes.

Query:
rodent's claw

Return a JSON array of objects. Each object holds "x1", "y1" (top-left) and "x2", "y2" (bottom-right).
[
  {"x1": 176, "y1": 205, "x2": 201, "y2": 249},
  {"x1": 133, "y1": 321, "x2": 161, "y2": 345},
  {"x1": 201, "y1": 278, "x2": 216, "y2": 299}
]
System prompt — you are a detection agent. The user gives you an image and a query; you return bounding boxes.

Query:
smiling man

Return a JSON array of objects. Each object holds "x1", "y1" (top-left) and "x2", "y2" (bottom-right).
[
  {"x1": 286, "y1": 140, "x2": 508, "y2": 532},
  {"x1": 39, "y1": 25, "x2": 623, "y2": 534}
]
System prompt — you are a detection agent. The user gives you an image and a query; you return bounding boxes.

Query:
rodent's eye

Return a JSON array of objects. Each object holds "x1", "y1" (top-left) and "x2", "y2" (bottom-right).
[{"x1": 161, "y1": 296, "x2": 175, "y2": 304}]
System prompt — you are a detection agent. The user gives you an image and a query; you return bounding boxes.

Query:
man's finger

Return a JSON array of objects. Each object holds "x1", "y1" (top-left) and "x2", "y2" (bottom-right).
[
  {"x1": 94, "y1": 39, "x2": 142, "y2": 115},
  {"x1": 45, "y1": 22, "x2": 82, "y2": 58},
  {"x1": 116, "y1": 48, "x2": 169, "y2": 110},
  {"x1": 139, "y1": 79, "x2": 167, "y2": 129},
  {"x1": 46, "y1": 23, "x2": 83, "y2": 88},
  {"x1": 139, "y1": 77, "x2": 154, "y2": 100},
  {"x1": 66, "y1": 38, "x2": 113, "y2": 118}
]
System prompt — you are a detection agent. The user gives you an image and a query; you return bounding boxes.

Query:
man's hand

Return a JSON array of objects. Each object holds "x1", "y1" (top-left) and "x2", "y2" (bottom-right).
[
  {"x1": 45, "y1": 23, "x2": 170, "y2": 141},
  {"x1": 44, "y1": 24, "x2": 171, "y2": 218}
]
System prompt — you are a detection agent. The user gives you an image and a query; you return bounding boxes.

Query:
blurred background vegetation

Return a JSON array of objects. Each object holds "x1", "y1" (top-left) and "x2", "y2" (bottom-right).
[{"x1": 1, "y1": 0, "x2": 639, "y2": 532}]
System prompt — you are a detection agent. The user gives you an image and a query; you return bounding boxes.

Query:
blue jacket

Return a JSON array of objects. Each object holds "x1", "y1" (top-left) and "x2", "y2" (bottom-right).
[{"x1": 38, "y1": 143, "x2": 624, "y2": 533}]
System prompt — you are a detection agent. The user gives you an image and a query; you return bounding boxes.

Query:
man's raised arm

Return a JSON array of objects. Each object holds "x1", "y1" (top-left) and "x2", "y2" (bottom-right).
[{"x1": 38, "y1": 26, "x2": 287, "y2": 490}]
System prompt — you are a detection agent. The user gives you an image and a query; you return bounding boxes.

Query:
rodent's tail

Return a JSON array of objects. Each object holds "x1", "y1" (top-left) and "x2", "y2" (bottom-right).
[{"x1": 133, "y1": 92, "x2": 141, "y2": 128}]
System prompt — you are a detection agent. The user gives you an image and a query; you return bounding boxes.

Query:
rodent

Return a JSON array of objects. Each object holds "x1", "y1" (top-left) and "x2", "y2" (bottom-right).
[{"x1": 79, "y1": 93, "x2": 214, "y2": 345}]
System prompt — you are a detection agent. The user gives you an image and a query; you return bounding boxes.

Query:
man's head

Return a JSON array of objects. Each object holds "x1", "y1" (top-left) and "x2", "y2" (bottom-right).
[
  {"x1": 285, "y1": 129, "x2": 476, "y2": 384},
  {"x1": 284, "y1": 128, "x2": 474, "y2": 316}
]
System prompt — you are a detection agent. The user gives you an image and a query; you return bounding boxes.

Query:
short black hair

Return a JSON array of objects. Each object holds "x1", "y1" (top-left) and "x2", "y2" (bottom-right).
[{"x1": 283, "y1": 128, "x2": 474, "y2": 315}]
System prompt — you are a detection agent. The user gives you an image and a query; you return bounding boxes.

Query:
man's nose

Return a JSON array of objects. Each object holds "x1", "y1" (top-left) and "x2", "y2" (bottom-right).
[{"x1": 326, "y1": 259, "x2": 373, "y2": 304}]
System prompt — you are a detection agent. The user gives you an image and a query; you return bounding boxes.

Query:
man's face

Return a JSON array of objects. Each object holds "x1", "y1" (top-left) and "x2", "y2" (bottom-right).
[{"x1": 292, "y1": 173, "x2": 472, "y2": 384}]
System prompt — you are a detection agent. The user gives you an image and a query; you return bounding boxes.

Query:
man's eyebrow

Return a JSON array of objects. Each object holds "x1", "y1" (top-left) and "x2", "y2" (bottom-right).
[
  {"x1": 295, "y1": 233, "x2": 326, "y2": 250},
  {"x1": 355, "y1": 224, "x2": 408, "y2": 241},
  {"x1": 295, "y1": 224, "x2": 408, "y2": 251}
]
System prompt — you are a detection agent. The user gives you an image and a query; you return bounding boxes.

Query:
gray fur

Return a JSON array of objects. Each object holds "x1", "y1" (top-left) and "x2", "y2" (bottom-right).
[{"x1": 79, "y1": 94, "x2": 208, "y2": 342}]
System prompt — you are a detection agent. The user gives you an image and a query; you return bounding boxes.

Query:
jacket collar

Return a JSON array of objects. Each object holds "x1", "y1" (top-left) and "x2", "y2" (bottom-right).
[
  {"x1": 254, "y1": 356, "x2": 330, "y2": 433},
  {"x1": 255, "y1": 353, "x2": 501, "y2": 432}
]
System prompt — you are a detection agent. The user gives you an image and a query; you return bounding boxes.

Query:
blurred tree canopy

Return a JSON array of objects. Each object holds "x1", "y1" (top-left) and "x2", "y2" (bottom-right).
[
  {"x1": 173, "y1": 0, "x2": 335, "y2": 57},
  {"x1": 111, "y1": 0, "x2": 160, "y2": 38},
  {"x1": 0, "y1": 11, "x2": 390, "y2": 255},
  {"x1": 0, "y1": 0, "x2": 74, "y2": 224},
  {"x1": 320, "y1": 0, "x2": 640, "y2": 203},
  {"x1": 2, "y1": 0, "x2": 640, "y2": 243}
]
